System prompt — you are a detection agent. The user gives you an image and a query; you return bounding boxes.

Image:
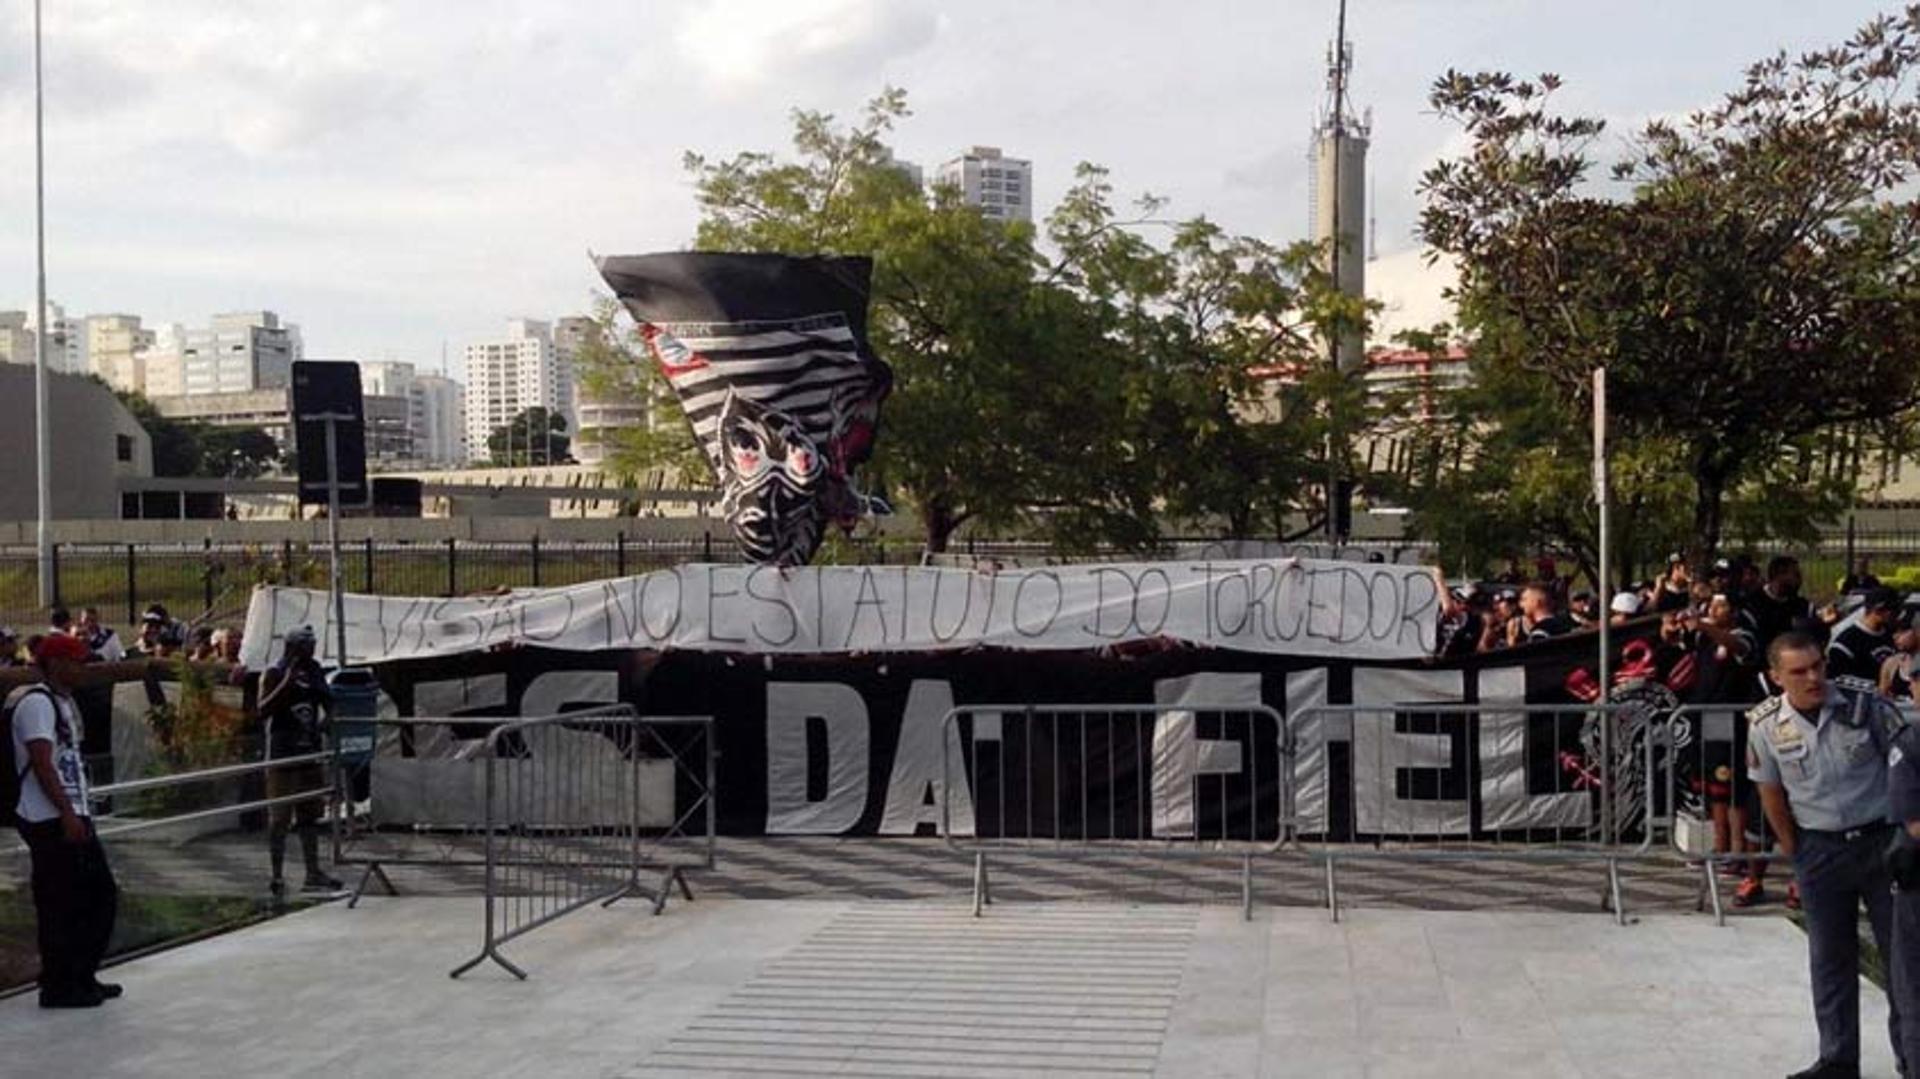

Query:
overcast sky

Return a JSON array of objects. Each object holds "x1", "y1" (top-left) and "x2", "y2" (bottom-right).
[{"x1": 0, "y1": 1, "x2": 1895, "y2": 381}]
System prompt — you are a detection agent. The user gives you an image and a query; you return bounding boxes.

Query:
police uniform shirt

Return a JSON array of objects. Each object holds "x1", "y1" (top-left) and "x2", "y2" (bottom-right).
[
  {"x1": 1892, "y1": 725, "x2": 1920, "y2": 825},
  {"x1": 1828, "y1": 621, "x2": 1897, "y2": 683},
  {"x1": 1748, "y1": 687, "x2": 1900, "y2": 831}
]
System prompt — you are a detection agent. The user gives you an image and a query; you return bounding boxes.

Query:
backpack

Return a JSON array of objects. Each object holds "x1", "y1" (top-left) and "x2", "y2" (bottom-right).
[{"x1": 1, "y1": 683, "x2": 62, "y2": 829}]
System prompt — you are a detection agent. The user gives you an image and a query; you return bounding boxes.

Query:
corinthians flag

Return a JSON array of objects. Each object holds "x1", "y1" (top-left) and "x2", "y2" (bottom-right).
[{"x1": 595, "y1": 252, "x2": 893, "y2": 566}]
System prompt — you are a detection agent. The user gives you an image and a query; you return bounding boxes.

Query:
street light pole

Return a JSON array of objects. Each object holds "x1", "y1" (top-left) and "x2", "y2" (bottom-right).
[{"x1": 34, "y1": 0, "x2": 54, "y2": 608}]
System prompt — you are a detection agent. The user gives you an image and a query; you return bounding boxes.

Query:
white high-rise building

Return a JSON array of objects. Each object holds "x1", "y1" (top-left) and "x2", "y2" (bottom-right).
[
  {"x1": 180, "y1": 311, "x2": 300, "y2": 395},
  {"x1": 86, "y1": 314, "x2": 156, "y2": 393},
  {"x1": 357, "y1": 360, "x2": 467, "y2": 467},
  {"x1": 409, "y1": 374, "x2": 467, "y2": 467},
  {"x1": 555, "y1": 316, "x2": 646, "y2": 468},
  {"x1": 357, "y1": 360, "x2": 417, "y2": 399},
  {"x1": 25, "y1": 301, "x2": 85, "y2": 373},
  {"x1": 935, "y1": 146, "x2": 1033, "y2": 224},
  {"x1": 464, "y1": 319, "x2": 569, "y2": 463},
  {"x1": 0, "y1": 312, "x2": 33, "y2": 367}
]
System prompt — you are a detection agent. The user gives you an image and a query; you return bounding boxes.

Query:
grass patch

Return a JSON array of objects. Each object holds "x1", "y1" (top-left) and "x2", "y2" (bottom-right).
[{"x1": 0, "y1": 889, "x2": 300, "y2": 992}]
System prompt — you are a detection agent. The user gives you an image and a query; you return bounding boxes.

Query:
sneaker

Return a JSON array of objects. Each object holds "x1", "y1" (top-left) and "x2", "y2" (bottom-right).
[
  {"x1": 1732, "y1": 877, "x2": 1765, "y2": 908},
  {"x1": 269, "y1": 877, "x2": 286, "y2": 901},
  {"x1": 302, "y1": 873, "x2": 344, "y2": 893},
  {"x1": 1786, "y1": 882, "x2": 1802, "y2": 911}
]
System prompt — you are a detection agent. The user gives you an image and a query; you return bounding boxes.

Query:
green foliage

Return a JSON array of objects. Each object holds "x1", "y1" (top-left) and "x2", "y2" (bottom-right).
[
  {"x1": 1407, "y1": 7, "x2": 1920, "y2": 577},
  {"x1": 116, "y1": 390, "x2": 280, "y2": 479},
  {"x1": 487, "y1": 407, "x2": 572, "y2": 467},
  {"x1": 676, "y1": 89, "x2": 1360, "y2": 552},
  {"x1": 570, "y1": 297, "x2": 708, "y2": 492}
]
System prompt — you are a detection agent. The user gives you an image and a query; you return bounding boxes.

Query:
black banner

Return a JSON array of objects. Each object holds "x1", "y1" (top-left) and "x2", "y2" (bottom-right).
[{"x1": 365, "y1": 628, "x2": 1677, "y2": 839}]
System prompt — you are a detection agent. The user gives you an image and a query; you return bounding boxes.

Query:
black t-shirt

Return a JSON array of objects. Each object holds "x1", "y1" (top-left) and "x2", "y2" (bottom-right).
[
  {"x1": 264, "y1": 659, "x2": 330, "y2": 757},
  {"x1": 1652, "y1": 586, "x2": 1691, "y2": 613},
  {"x1": 1735, "y1": 588, "x2": 1819, "y2": 664},
  {"x1": 1827, "y1": 621, "x2": 1897, "y2": 684},
  {"x1": 1438, "y1": 610, "x2": 1483, "y2": 657},
  {"x1": 1527, "y1": 613, "x2": 1577, "y2": 642}
]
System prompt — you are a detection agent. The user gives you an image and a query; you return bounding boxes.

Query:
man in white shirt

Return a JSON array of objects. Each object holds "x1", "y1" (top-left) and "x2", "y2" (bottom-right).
[
  {"x1": 10, "y1": 631, "x2": 120, "y2": 1008},
  {"x1": 75, "y1": 608, "x2": 125, "y2": 663}
]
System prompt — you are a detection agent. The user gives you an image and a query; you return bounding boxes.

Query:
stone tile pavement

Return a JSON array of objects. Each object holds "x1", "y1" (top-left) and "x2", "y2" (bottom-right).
[{"x1": 0, "y1": 897, "x2": 1893, "y2": 1078}]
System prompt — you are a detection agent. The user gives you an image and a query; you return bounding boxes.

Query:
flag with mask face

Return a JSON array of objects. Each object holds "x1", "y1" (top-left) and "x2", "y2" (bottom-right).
[{"x1": 594, "y1": 252, "x2": 893, "y2": 567}]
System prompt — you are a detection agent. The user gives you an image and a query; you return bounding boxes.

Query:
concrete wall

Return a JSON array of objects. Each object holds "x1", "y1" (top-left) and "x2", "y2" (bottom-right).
[{"x1": 0, "y1": 366, "x2": 152, "y2": 520}]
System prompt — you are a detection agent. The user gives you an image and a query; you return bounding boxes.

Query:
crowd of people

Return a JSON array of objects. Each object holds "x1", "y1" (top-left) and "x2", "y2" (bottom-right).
[
  {"x1": 1440, "y1": 552, "x2": 1920, "y2": 906},
  {"x1": 0, "y1": 604, "x2": 243, "y2": 670},
  {"x1": 3, "y1": 602, "x2": 341, "y2": 1009},
  {"x1": 1439, "y1": 553, "x2": 1918, "y2": 700}
]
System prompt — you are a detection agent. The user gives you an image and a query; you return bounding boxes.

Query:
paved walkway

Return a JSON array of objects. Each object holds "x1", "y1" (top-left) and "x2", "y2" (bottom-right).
[
  {"x1": 0, "y1": 897, "x2": 1896, "y2": 1078},
  {"x1": 10, "y1": 833, "x2": 1720, "y2": 916}
]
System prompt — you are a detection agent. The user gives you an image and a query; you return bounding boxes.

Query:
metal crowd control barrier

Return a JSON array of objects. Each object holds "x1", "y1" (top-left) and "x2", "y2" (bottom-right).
[
  {"x1": 331, "y1": 712, "x2": 716, "y2": 917},
  {"x1": 1662, "y1": 702, "x2": 1785, "y2": 925},
  {"x1": 82, "y1": 751, "x2": 333, "y2": 841},
  {"x1": 1288, "y1": 703, "x2": 1651, "y2": 925},
  {"x1": 448, "y1": 706, "x2": 716, "y2": 980},
  {"x1": 1658, "y1": 697, "x2": 1920, "y2": 926},
  {"x1": 940, "y1": 703, "x2": 1292, "y2": 921}
]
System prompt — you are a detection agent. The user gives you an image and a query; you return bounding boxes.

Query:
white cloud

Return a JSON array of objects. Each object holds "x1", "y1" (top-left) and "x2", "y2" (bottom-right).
[{"x1": 671, "y1": 0, "x2": 941, "y2": 94}]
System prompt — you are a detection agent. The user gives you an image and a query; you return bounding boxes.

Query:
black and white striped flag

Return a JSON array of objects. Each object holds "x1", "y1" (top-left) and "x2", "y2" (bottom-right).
[{"x1": 595, "y1": 252, "x2": 892, "y2": 566}]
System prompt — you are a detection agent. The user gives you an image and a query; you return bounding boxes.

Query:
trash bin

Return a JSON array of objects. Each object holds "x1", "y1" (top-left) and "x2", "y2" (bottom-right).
[{"x1": 328, "y1": 667, "x2": 381, "y2": 768}]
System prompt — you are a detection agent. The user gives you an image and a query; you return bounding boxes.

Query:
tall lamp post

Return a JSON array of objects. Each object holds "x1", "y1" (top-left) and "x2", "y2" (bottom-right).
[{"x1": 34, "y1": 0, "x2": 54, "y2": 608}]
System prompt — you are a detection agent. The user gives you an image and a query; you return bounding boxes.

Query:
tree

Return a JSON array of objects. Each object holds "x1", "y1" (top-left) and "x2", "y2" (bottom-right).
[
  {"x1": 196, "y1": 426, "x2": 281, "y2": 480},
  {"x1": 116, "y1": 390, "x2": 280, "y2": 479},
  {"x1": 1411, "y1": 7, "x2": 1920, "y2": 571},
  {"x1": 676, "y1": 89, "x2": 1355, "y2": 552},
  {"x1": 572, "y1": 299, "x2": 720, "y2": 491},
  {"x1": 487, "y1": 407, "x2": 572, "y2": 466}
]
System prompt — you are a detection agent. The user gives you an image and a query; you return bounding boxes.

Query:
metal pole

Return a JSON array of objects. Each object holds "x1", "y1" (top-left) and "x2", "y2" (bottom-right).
[
  {"x1": 34, "y1": 0, "x2": 54, "y2": 608},
  {"x1": 1594, "y1": 368, "x2": 1612, "y2": 844},
  {"x1": 325, "y1": 418, "x2": 347, "y2": 667}
]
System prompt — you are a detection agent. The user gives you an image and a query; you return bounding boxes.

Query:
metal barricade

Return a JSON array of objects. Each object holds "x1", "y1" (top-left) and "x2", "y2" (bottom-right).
[
  {"x1": 331, "y1": 712, "x2": 716, "y2": 919},
  {"x1": 1662, "y1": 697, "x2": 1920, "y2": 926},
  {"x1": 940, "y1": 703, "x2": 1291, "y2": 920},
  {"x1": 1663, "y1": 701, "x2": 1795, "y2": 925},
  {"x1": 447, "y1": 706, "x2": 715, "y2": 980},
  {"x1": 1288, "y1": 703, "x2": 1652, "y2": 924},
  {"x1": 82, "y1": 751, "x2": 332, "y2": 841}
]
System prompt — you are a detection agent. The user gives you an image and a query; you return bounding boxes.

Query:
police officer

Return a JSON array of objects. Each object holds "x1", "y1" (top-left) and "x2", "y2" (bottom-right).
[
  {"x1": 1887, "y1": 720, "x2": 1920, "y2": 1073},
  {"x1": 1751, "y1": 631, "x2": 1907, "y2": 1079}
]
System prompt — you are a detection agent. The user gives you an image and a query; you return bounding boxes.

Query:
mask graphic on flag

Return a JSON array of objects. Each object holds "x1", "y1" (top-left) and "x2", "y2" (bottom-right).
[{"x1": 595, "y1": 252, "x2": 892, "y2": 567}]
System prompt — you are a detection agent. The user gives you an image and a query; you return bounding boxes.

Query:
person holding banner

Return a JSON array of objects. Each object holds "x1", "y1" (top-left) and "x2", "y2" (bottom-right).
[{"x1": 1750, "y1": 632, "x2": 1906, "y2": 1079}]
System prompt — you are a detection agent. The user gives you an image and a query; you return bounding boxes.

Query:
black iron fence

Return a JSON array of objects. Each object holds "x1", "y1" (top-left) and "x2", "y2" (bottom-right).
[{"x1": 6, "y1": 529, "x2": 1907, "y2": 643}]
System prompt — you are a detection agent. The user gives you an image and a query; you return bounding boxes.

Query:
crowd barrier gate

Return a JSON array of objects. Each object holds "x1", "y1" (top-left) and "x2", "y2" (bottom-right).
[
  {"x1": 445, "y1": 706, "x2": 715, "y2": 980},
  {"x1": 940, "y1": 703, "x2": 1292, "y2": 921},
  {"x1": 330, "y1": 711, "x2": 715, "y2": 920}
]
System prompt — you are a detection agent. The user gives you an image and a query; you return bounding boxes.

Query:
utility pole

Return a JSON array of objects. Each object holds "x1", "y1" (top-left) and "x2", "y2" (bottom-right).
[{"x1": 34, "y1": 0, "x2": 54, "y2": 607}]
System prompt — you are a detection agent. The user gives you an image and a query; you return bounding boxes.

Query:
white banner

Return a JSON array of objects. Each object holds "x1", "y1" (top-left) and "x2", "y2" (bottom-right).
[{"x1": 238, "y1": 558, "x2": 1442, "y2": 669}]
